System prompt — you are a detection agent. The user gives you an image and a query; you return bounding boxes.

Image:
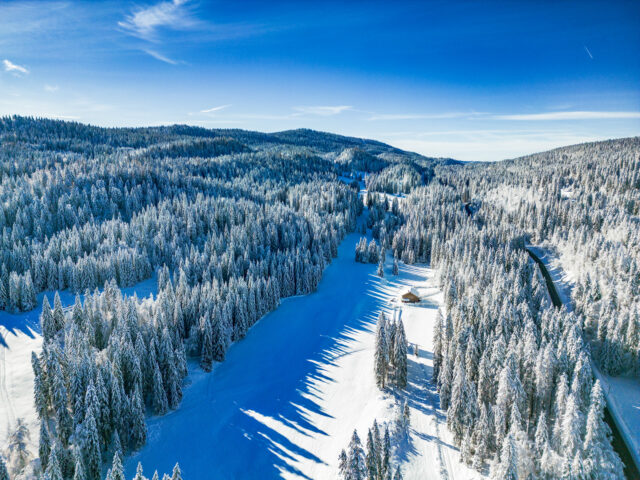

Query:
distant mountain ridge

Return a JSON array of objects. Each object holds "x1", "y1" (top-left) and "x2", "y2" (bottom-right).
[{"x1": 0, "y1": 115, "x2": 458, "y2": 167}]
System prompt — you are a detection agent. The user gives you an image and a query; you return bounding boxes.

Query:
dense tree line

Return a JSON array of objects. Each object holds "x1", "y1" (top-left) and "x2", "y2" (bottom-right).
[
  {"x1": 394, "y1": 183, "x2": 624, "y2": 478},
  {"x1": 0, "y1": 117, "x2": 368, "y2": 313},
  {"x1": 365, "y1": 164, "x2": 423, "y2": 195},
  {"x1": 436, "y1": 137, "x2": 640, "y2": 377}
]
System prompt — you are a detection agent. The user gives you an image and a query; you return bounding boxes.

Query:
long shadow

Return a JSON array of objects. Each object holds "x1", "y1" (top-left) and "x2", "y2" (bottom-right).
[{"x1": 125, "y1": 233, "x2": 396, "y2": 479}]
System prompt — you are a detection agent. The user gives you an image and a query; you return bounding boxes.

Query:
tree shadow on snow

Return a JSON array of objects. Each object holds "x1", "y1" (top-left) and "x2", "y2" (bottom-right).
[{"x1": 126, "y1": 235, "x2": 399, "y2": 479}]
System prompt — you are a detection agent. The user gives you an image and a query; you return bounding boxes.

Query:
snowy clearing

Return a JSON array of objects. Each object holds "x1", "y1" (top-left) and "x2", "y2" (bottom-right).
[
  {"x1": 124, "y1": 232, "x2": 483, "y2": 480},
  {"x1": 0, "y1": 277, "x2": 158, "y2": 456}
]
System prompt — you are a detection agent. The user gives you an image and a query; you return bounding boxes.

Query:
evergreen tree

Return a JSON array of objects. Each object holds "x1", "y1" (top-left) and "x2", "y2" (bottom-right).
[
  {"x1": 582, "y1": 381, "x2": 624, "y2": 478},
  {"x1": 83, "y1": 409, "x2": 101, "y2": 480},
  {"x1": 365, "y1": 428, "x2": 378, "y2": 480},
  {"x1": 382, "y1": 426, "x2": 391, "y2": 479},
  {"x1": 491, "y1": 433, "x2": 518, "y2": 480},
  {"x1": 109, "y1": 452, "x2": 125, "y2": 480},
  {"x1": 72, "y1": 449, "x2": 86, "y2": 480},
  {"x1": 130, "y1": 386, "x2": 147, "y2": 450},
  {"x1": 347, "y1": 430, "x2": 367, "y2": 480},
  {"x1": 46, "y1": 443, "x2": 64, "y2": 480},
  {"x1": 41, "y1": 296, "x2": 55, "y2": 341},
  {"x1": 32, "y1": 352, "x2": 48, "y2": 419},
  {"x1": 39, "y1": 418, "x2": 51, "y2": 471},
  {"x1": 393, "y1": 320, "x2": 408, "y2": 389},
  {"x1": 52, "y1": 292, "x2": 65, "y2": 333},
  {"x1": 200, "y1": 317, "x2": 213, "y2": 372},
  {"x1": 170, "y1": 463, "x2": 182, "y2": 480},
  {"x1": 152, "y1": 361, "x2": 169, "y2": 415},
  {"x1": 0, "y1": 457, "x2": 8, "y2": 480},
  {"x1": 338, "y1": 449, "x2": 348, "y2": 480},
  {"x1": 374, "y1": 312, "x2": 389, "y2": 389},
  {"x1": 133, "y1": 463, "x2": 147, "y2": 480}
]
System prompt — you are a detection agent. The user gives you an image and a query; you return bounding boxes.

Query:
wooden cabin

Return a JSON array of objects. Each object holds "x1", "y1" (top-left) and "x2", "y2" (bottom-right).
[{"x1": 401, "y1": 289, "x2": 420, "y2": 303}]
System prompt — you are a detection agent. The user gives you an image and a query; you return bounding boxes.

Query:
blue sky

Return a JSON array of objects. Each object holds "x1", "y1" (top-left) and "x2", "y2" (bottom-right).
[{"x1": 0, "y1": 0, "x2": 639, "y2": 161}]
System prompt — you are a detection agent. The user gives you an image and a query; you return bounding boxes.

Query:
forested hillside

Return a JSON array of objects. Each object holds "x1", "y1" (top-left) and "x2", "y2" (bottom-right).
[
  {"x1": 0, "y1": 116, "x2": 441, "y2": 480},
  {"x1": 370, "y1": 137, "x2": 639, "y2": 478},
  {"x1": 1, "y1": 116, "x2": 637, "y2": 480}
]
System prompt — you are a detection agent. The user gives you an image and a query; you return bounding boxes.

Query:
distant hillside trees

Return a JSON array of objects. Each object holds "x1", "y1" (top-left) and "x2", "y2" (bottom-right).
[{"x1": 365, "y1": 164, "x2": 423, "y2": 194}]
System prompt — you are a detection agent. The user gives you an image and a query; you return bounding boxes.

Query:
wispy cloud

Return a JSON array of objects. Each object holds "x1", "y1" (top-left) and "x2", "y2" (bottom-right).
[
  {"x1": 44, "y1": 84, "x2": 59, "y2": 92},
  {"x1": 494, "y1": 111, "x2": 640, "y2": 121},
  {"x1": 584, "y1": 46, "x2": 593, "y2": 59},
  {"x1": 118, "y1": 0, "x2": 195, "y2": 41},
  {"x1": 143, "y1": 49, "x2": 178, "y2": 64},
  {"x1": 293, "y1": 105, "x2": 352, "y2": 116},
  {"x1": 385, "y1": 131, "x2": 607, "y2": 162},
  {"x1": 200, "y1": 104, "x2": 231, "y2": 113},
  {"x1": 367, "y1": 111, "x2": 486, "y2": 121},
  {"x1": 3, "y1": 59, "x2": 29, "y2": 75}
]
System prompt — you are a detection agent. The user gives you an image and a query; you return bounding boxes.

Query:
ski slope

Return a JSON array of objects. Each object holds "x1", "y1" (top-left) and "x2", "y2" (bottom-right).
[
  {"x1": 125, "y1": 232, "x2": 483, "y2": 480},
  {"x1": 0, "y1": 277, "x2": 158, "y2": 456}
]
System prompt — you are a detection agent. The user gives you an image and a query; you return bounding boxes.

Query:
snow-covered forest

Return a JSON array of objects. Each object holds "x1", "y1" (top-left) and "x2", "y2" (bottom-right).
[{"x1": 0, "y1": 116, "x2": 637, "y2": 479}]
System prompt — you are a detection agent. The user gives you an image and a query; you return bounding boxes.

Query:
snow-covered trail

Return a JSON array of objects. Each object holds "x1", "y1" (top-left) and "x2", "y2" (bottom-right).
[
  {"x1": 125, "y1": 232, "x2": 483, "y2": 480},
  {"x1": 0, "y1": 277, "x2": 158, "y2": 454}
]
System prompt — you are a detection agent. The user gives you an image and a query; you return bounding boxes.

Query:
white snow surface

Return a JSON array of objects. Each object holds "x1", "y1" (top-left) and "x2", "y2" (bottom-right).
[
  {"x1": 125, "y1": 233, "x2": 483, "y2": 480},
  {"x1": 0, "y1": 277, "x2": 158, "y2": 456}
]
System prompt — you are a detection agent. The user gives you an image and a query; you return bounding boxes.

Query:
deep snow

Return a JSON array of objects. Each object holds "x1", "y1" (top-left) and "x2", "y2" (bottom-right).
[
  {"x1": 0, "y1": 276, "x2": 158, "y2": 455},
  {"x1": 125, "y1": 232, "x2": 482, "y2": 480}
]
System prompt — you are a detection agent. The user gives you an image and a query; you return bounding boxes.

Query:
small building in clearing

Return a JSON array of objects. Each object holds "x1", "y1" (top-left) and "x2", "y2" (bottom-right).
[{"x1": 401, "y1": 288, "x2": 420, "y2": 303}]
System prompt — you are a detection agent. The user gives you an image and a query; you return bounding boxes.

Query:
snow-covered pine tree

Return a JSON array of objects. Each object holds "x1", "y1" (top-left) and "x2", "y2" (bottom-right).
[
  {"x1": 46, "y1": 442, "x2": 64, "y2": 480},
  {"x1": 393, "y1": 320, "x2": 407, "y2": 389},
  {"x1": 41, "y1": 296, "x2": 55, "y2": 342},
  {"x1": 132, "y1": 462, "x2": 146, "y2": 480},
  {"x1": 82, "y1": 409, "x2": 101, "y2": 480},
  {"x1": 365, "y1": 428, "x2": 378, "y2": 480},
  {"x1": 170, "y1": 463, "x2": 183, "y2": 480},
  {"x1": 0, "y1": 457, "x2": 8, "y2": 480},
  {"x1": 72, "y1": 449, "x2": 86, "y2": 480},
  {"x1": 200, "y1": 317, "x2": 213, "y2": 372},
  {"x1": 374, "y1": 312, "x2": 389, "y2": 389},
  {"x1": 109, "y1": 452, "x2": 125, "y2": 480},
  {"x1": 582, "y1": 381, "x2": 624, "y2": 478},
  {"x1": 39, "y1": 418, "x2": 51, "y2": 471},
  {"x1": 347, "y1": 430, "x2": 366, "y2": 480},
  {"x1": 338, "y1": 449, "x2": 348, "y2": 479},
  {"x1": 52, "y1": 292, "x2": 65, "y2": 334}
]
